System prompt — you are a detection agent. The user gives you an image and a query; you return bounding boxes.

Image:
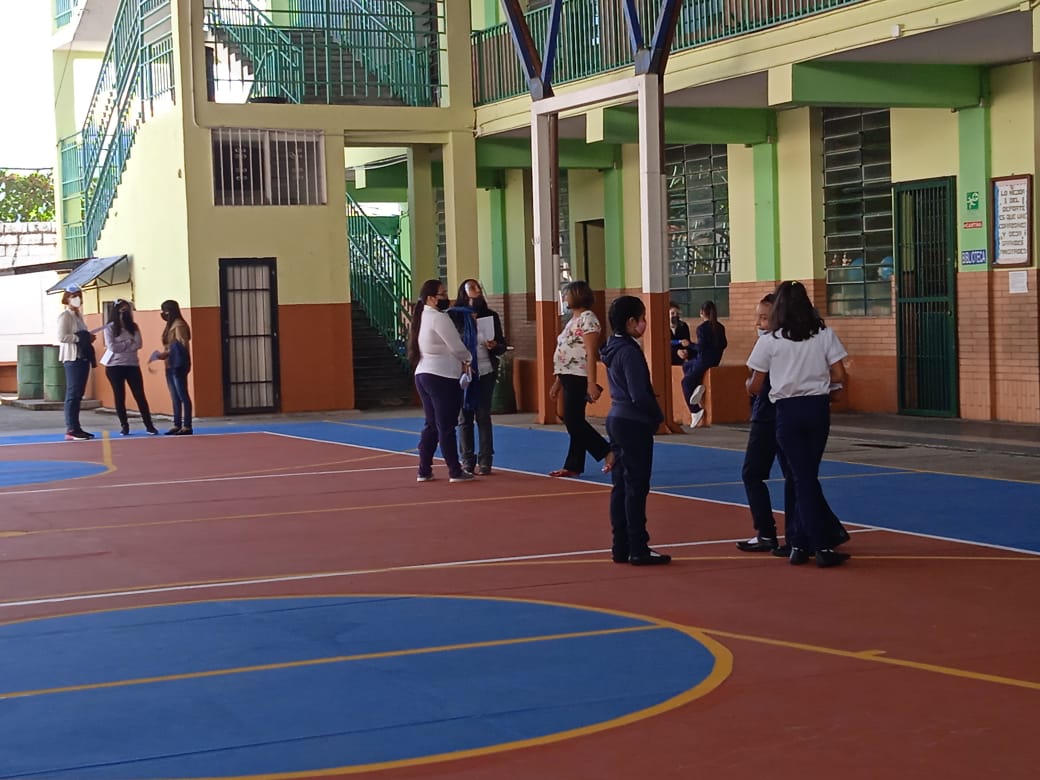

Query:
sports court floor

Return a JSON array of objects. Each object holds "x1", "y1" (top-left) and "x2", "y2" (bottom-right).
[{"x1": 1, "y1": 415, "x2": 1037, "y2": 779}]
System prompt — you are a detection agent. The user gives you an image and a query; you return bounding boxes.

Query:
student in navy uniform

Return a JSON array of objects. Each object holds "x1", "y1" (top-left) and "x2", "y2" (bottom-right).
[
  {"x1": 746, "y1": 281, "x2": 850, "y2": 568},
  {"x1": 679, "y1": 300, "x2": 727, "y2": 428},
  {"x1": 668, "y1": 301, "x2": 691, "y2": 365},
  {"x1": 738, "y1": 294, "x2": 849, "y2": 554},
  {"x1": 600, "y1": 295, "x2": 670, "y2": 566}
]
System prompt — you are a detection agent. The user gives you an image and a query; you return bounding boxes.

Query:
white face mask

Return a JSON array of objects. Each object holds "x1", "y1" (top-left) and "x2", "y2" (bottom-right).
[
  {"x1": 757, "y1": 328, "x2": 769, "y2": 337},
  {"x1": 69, "y1": 297, "x2": 82, "y2": 308}
]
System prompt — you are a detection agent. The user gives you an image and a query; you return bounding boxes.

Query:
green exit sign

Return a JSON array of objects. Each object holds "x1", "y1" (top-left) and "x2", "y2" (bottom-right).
[{"x1": 966, "y1": 191, "x2": 980, "y2": 211}]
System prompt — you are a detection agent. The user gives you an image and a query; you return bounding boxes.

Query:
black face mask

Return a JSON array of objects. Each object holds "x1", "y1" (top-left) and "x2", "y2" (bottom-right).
[
  {"x1": 160, "y1": 312, "x2": 170, "y2": 321},
  {"x1": 436, "y1": 299, "x2": 450, "y2": 311}
]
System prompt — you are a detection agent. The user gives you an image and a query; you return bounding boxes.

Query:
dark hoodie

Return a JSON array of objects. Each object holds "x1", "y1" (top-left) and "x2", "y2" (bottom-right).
[{"x1": 600, "y1": 333, "x2": 664, "y2": 428}]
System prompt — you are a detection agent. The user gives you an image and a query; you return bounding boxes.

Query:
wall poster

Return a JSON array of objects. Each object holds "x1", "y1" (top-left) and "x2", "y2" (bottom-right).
[{"x1": 991, "y1": 175, "x2": 1033, "y2": 267}]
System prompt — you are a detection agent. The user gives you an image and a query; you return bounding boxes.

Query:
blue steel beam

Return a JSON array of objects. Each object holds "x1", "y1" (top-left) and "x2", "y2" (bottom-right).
[
  {"x1": 646, "y1": 0, "x2": 682, "y2": 76},
  {"x1": 540, "y1": 0, "x2": 564, "y2": 93},
  {"x1": 500, "y1": 0, "x2": 551, "y2": 99},
  {"x1": 621, "y1": 0, "x2": 650, "y2": 73}
]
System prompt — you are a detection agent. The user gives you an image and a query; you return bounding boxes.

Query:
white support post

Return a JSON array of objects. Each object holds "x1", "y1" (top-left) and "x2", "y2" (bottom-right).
[
  {"x1": 637, "y1": 74, "x2": 667, "y2": 294},
  {"x1": 531, "y1": 111, "x2": 557, "y2": 304}
]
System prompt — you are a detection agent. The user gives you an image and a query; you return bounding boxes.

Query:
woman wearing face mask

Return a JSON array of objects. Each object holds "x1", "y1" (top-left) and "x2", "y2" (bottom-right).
[
  {"x1": 409, "y1": 279, "x2": 475, "y2": 483},
  {"x1": 100, "y1": 299, "x2": 158, "y2": 436},
  {"x1": 56, "y1": 284, "x2": 96, "y2": 441},
  {"x1": 600, "y1": 295, "x2": 669, "y2": 565},
  {"x1": 451, "y1": 278, "x2": 507, "y2": 475},
  {"x1": 157, "y1": 299, "x2": 193, "y2": 435}
]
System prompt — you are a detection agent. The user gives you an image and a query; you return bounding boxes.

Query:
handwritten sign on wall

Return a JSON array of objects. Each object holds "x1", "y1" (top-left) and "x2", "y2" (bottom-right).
[{"x1": 992, "y1": 175, "x2": 1032, "y2": 267}]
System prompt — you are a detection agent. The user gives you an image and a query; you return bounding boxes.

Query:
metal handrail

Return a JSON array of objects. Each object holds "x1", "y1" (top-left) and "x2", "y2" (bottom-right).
[
  {"x1": 347, "y1": 194, "x2": 412, "y2": 364},
  {"x1": 471, "y1": 0, "x2": 868, "y2": 105}
]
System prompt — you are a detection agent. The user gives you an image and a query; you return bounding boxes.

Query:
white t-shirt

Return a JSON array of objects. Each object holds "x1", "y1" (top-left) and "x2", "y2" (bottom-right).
[
  {"x1": 414, "y1": 306, "x2": 472, "y2": 379},
  {"x1": 747, "y1": 327, "x2": 848, "y2": 403}
]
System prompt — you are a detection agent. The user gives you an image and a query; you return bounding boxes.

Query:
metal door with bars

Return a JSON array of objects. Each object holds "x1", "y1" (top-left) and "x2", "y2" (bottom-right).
[
  {"x1": 893, "y1": 178, "x2": 958, "y2": 417},
  {"x1": 219, "y1": 258, "x2": 281, "y2": 414}
]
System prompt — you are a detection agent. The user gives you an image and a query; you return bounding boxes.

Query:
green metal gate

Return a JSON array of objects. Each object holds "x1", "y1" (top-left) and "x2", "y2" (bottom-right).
[{"x1": 894, "y1": 178, "x2": 958, "y2": 417}]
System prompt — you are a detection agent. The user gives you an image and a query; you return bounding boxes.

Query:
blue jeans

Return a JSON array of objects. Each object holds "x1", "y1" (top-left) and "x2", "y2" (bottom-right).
[
  {"x1": 459, "y1": 372, "x2": 496, "y2": 470},
  {"x1": 415, "y1": 372, "x2": 464, "y2": 478},
  {"x1": 63, "y1": 359, "x2": 91, "y2": 433},
  {"x1": 165, "y1": 368, "x2": 193, "y2": 429}
]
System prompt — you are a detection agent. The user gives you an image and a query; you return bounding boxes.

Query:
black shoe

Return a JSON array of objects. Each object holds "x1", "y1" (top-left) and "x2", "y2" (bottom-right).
[
  {"x1": 175, "y1": 427, "x2": 193, "y2": 436},
  {"x1": 120, "y1": 425, "x2": 130, "y2": 436},
  {"x1": 611, "y1": 550, "x2": 630, "y2": 563},
  {"x1": 145, "y1": 426, "x2": 159, "y2": 436},
  {"x1": 165, "y1": 427, "x2": 181, "y2": 436},
  {"x1": 815, "y1": 549, "x2": 850, "y2": 568},
  {"x1": 736, "y1": 535, "x2": 778, "y2": 552},
  {"x1": 629, "y1": 549, "x2": 672, "y2": 566},
  {"x1": 788, "y1": 547, "x2": 811, "y2": 565},
  {"x1": 772, "y1": 543, "x2": 793, "y2": 558}
]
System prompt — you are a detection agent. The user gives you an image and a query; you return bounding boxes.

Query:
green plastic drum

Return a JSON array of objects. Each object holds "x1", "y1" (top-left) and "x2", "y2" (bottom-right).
[
  {"x1": 16, "y1": 345, "x2": 44, "y2": 400},
  {"x1": 43, "y1": 345, "x2": 66, "y2": 401}
]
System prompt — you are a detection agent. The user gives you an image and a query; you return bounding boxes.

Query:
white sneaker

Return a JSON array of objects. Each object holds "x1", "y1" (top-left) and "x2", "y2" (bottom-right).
[
  {"x1": 690, "y1": 409, "x2": 705, "y2": 429},
  {"x1": 688, "y1": 385, "x2": 705, "y2": 407}
]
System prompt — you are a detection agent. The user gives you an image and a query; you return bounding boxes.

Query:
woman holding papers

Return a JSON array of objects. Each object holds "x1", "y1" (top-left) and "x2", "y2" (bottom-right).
[{"x1": 452, "y1": 279, "x2": 507, "y2": 475}]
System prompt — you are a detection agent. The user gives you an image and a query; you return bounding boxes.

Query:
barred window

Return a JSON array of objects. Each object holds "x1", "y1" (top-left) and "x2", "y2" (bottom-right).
[
  {"x1": 666, "y1": 144, "x2": 730, "y2": 317},
  {"x1": 212, "y1": 128, "x2": 326, "y2": 206},
  {"x1": 822, "y1": 108, "x2": 893, "y2": 316}
]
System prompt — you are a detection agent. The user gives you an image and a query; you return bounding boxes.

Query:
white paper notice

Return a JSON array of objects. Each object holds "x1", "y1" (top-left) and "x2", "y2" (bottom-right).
[
  {"x1": 1008, "y1": 270, "x2": 1029, "y2": 294},
  {"x1": 477, "y1": 316, "x2": 495, "y2": 344}
]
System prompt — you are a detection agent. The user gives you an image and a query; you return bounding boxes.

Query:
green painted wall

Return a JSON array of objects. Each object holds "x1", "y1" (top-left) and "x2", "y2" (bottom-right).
[{"x1": 957, "y1": 106, "x2": 991, "y2": 272}]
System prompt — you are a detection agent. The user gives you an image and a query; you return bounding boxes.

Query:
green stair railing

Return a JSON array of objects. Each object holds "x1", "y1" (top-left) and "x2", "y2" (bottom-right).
[
  {"x1": 204, "y1": 0, "x2": 304, "y2": 103},
  {"x1": 76, "y1": 0, "x2": 174, "y2": 256},
  {"x1": 472, "y1": 0, "x2": 868, "y2": 105},
  {"x1": 59, "y1": 136, "x2": 86, "y2": 260},
  {"x1": 347, "y1": 194, "x2": 412, "y2": 364}
]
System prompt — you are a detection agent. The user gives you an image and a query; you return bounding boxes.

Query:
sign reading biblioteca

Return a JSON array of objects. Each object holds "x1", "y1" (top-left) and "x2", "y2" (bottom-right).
[{"x1": 992, "y1": 175, "x2": 1032, "y2": 267}]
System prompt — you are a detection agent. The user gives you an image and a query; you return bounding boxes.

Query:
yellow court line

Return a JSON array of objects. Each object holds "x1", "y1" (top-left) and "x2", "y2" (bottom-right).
[
  {"x1": 700, "y1": 626, "x2": 1040, "y2": 691},
  {"x1": 0, "y1": 624, "x2": 661, "y2": 700},
  {"x1": 4, "y1": 488, "x2": 604, "y2": 539},
  {"x1": 101, "y1": 431, "x2": 113, "y2": 470}
]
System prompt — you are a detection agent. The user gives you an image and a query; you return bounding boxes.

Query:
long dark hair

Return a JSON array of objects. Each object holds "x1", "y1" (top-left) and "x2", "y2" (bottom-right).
[
  {"x1": 407, "y1": 279, "x2": 443, "y2": 367},
  {"x1": 160, "y1": 299, "x2": 183, "y2": 341},
  {"x1": 701, "y1": 300, "x2": 722, "y2": 338},
  {"x1": 608, "y1": 295, "x2": 645, "y2": 336},
  {"x1": 455, "y1": 278, "x2": 490, "y2": 315},
  {"x1": 108, "y1": 300, "x2": 138, "y2": 337},
  {"x1": 769, "y1": 281, "x2": 825, "y2": 341}
]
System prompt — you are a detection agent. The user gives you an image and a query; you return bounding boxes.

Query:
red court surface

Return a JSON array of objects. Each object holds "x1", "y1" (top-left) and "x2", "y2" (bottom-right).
[{"x1": 1, "y1": 430, "x2": 1038, "y2": 779}]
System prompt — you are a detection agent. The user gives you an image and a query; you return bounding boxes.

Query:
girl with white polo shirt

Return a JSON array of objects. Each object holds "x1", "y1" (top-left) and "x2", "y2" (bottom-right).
[{"x1": 746, "y1": 281, "x2": 850, "y2": 568}]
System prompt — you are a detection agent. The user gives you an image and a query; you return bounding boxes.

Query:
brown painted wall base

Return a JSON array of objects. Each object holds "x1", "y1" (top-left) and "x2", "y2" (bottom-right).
[{"x1": 0, "y1": 363, "x2": 15, "y2": 394}]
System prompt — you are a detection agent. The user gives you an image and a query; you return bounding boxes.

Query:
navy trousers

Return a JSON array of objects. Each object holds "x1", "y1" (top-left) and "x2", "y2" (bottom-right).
[
  {"x1": 415, "y1": 372, "x2": 465, "y2": 478},
  {"x1": 606, "y1": 416, "x2": 656, "y2": 559},
  {"x1": 774, "y1": 395, "x2": 833, "y2": 551},
  {"x1": 62, "y1": 359, "x2": 90, "y2": 433}
]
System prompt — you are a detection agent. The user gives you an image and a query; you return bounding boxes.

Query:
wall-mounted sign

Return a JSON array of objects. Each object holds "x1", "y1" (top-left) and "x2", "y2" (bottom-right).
[
  {"x1": 966, "y1": 191, "x2": 980, "y2": 211},
  {"x1": 961, "y1": 249, "x2": 987, "y2": 266},
  {"x1": 992, "y1": 175, "x2": 1032, "y2": 267},
  {"x1": 963, "y1": 220, "x2": 983, "y2": 229}
]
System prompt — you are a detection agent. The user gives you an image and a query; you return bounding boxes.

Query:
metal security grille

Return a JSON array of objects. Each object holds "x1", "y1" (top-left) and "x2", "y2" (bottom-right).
[
  {"x1": 219, "y1": 258, "x2": 281, "y2": 414},
  {"x1": 894, "y1": 179, "x2": 958, "y2": 417},
  {"x1": 212, "y1": 128, "x2": 326, "y2": 206},
  {"x1": 666, "y1": 143, "x2": 730, "y2": 317},
  {"x1": 822, "y1": 107, "x2": 893, "y2": 316}
]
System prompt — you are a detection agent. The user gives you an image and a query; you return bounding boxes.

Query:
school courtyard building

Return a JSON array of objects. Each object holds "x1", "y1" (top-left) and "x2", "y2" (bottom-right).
[{"x1": 46, "y1": 0, "x2": 1040, "y2": 425}]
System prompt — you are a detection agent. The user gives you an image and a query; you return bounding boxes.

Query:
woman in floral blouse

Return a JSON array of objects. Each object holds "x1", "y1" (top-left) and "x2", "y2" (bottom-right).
[{"x1": 548, "y1": 281, "x2": 613, "y2": 477}]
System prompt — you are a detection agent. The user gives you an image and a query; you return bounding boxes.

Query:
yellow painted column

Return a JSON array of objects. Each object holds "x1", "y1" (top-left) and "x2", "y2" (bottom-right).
[
  {"x1": 442, "y1": 130, "x2": 480, "y2": 288},
  {"x1": 776, "y1": 107, "x2": 824, "y2": 281},
  {"x1": 407, "y1": 145, "x2": 439, "y2": 283},
  {"x1": 727, "y1": 144, "x2": 757, "y2": 284}
]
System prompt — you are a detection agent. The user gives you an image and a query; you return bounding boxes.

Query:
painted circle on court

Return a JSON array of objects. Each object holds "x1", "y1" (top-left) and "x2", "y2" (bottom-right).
[
  {"x1": 1, "y1": 595, "x2": 728, "y2": 778},
  {"x1": 0, "y1": 459, "x2": 107, "y2": 488}
]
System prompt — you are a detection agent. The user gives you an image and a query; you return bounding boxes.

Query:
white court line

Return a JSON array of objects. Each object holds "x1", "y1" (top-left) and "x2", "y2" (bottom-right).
[{"x1": 0, "y1": 530, "x2": 884, "y2": 610}]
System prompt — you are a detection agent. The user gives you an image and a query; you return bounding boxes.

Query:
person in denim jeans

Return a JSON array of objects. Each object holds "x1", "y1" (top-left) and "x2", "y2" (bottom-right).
[
  {"x1": 157, "y1": 299, "x2": 192, "y2": 435},
  {"x1": 56, "y1": 284, "x2": 96, "y2": 441}
]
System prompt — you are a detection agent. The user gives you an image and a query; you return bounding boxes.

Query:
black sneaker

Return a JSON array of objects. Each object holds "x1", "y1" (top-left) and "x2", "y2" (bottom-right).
[
  {"x1": 736, "y1": 535, "x2": 779, "y2": 552},
  {"x1": 176, "y1": 428, "x2": 193, "y2": 435},
  {"x1": 164, "y1": 427, "x2": 181, "y2": 436},
  {"x1": 629, "y1": 549, "x2": 672, "y2": 566},
  {"x1": 65, "y1": 430, "x2": 91, "y2": 441}
]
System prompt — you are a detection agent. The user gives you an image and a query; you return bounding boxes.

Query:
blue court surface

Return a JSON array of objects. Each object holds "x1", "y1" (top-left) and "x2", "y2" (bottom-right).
[
  {"x1": 2, "y1": 596, "x2": 720, "y2": 779},
  {"x1": 1, "y1": 416, "x2": 1037, "y2": 553},
  {"x1": 255, "y1": 417, "x2": 1040, "y2": 554}
]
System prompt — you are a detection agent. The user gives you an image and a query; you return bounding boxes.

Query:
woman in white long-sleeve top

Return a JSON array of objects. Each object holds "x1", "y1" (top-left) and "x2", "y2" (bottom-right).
[
  {"x1": 56, "y1": 284, "x2": 95, "y2": 441},
  {"x1": 408, "y1": 279, "x2": 475, "y2": 483},
  {"x1": 101, "y1": 299, "x2": 158, "y2": 436}
]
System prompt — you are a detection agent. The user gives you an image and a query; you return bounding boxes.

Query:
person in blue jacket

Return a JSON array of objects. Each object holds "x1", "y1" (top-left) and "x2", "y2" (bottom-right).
[
  {"x1": 600, "y1": 295, "x2": 671, "y2": 566},
  {"x1": 679, "y1": 300, "x2": 727, "y2": 429}
]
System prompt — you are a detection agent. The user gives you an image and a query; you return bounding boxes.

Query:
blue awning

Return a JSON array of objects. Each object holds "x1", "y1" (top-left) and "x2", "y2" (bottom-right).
[{"x1": 46, "y1": 255, "x2": 129, "y2": 293}]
